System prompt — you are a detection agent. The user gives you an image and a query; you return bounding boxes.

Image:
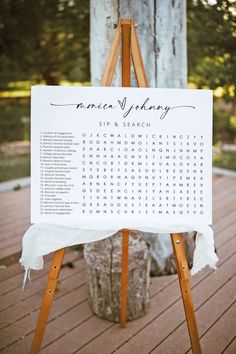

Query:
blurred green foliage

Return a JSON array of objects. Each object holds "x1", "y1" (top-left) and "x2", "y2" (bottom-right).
[
  {"x1": 0, "y1": 154, "x2": 30, "y2": 182},
  {"x1": 213, "y1": 106, "x2": 236, "y2": 144},
  {"x1": 0, "y1": 0, "x2": 89, "y2": 86},
  {"x1": 0, "y1": 99, "x2": 30, "y2": 142},
  {"x1": 213, "y1": 151, "x2": 236, "y2": 170},
  {"x1": 188, "y1": 0, "x2": 236, "y2": 102},
  {"x1": 0, "y1": 0, "x2": 235, "y2": 101},
  {"x1": 0, "y1": 0, "x2": 235, "y2": 180}
]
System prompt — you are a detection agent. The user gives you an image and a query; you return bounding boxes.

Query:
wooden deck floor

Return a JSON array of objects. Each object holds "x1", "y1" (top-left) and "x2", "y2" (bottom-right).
[{"x1": 0, "y1": 176, "x2": 236, "y2": 354}]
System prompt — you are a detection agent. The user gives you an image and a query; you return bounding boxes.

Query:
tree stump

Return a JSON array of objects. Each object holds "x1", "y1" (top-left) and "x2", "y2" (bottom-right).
[{"x1": 84, "y1": 231, "x2": 151, "y2": 322}]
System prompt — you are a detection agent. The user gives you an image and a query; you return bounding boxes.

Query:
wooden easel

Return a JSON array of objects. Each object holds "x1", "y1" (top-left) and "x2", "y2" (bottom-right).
[{"x1": 30, "y1": 19, "x2": 201, "y2": 354}]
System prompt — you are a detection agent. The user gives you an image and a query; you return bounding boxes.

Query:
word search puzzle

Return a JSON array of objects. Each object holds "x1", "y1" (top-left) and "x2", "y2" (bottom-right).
[{"x1": 31, "y1": 86, "x2": 213, "y2": 227}]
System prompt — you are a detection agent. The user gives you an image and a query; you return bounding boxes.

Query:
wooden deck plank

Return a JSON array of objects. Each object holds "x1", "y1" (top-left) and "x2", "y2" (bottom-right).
[
  {"x1": 42, "y1": 317, "x2": 113, "y2": 354},
  {"x1": 212, "y1": 180, "x2": 236, "y2": 211},
  {"x1": 212, "y1": 176, "x2": 235, "y2": 191},
  {"x1": 0, "y1": 265, "x2": 177, "y2": 353},
  {"x1": 69, "y1": 240, "x2": 236, "y2": 354},
  {"x1": 213, "y1": 208, "x2": 236, "y2": 237},
  {"x1": 213, "y1": 192, "x2": 236, "y2": 221},
  {"x1": 0, "y1": 176, "x2": 236, "y2": 354},
  {"x1": 0, "y1": 216, "x2": 232, "y2": 342},
  {"x1": 0, "y1": 250, "x2": 81, "y2": 296},
  {"x1": 150, "y1": 264, "x2": 236, "y2": 353},
  {"x1": 0, "y1": 272, "x2": 86, "y2": 333},
  {"x1": 0, "y1": 213, "x2": 29, "y2": 230},
  {"x1": 0, "y1": 188, "x2": 30, "y2": 262},
  {"x1": 0, "y1": 290, "x2": 90, "y2": 353},
  {"x1": 37, "y1": 238, "x2": 236, "y2": 354},
  {"x1": 212, "y1": 185, "x2": 236, "y2": 210},
  {"x1": 0, "y1": 254, "x2": 83, "y2": 328},
  {"x1": 0, "y1": 262, "x2": 22, "y2": 283},
  {"x1": 0, "y1": 272, "x2": 87, "y2": 351},
  {"x1": 0, "y1": 268, "x2": 176, "y2": 353},
  {"x1": 212, "y1": 180, "x2": 236, "y2": 205},
  {"x1": 195, "y1": 302, "x2": 236, "y2": 354},
  {"x1": 0, "y1": 188, "x2": 30, "y2": 206},
  {"x1": 0, "y1": 219, "x2": 30, "y2": 240},
  {"x1": 0, "y1": 255, "x2": 84, "y2": 314},
  {"x1": 223, "y1": 337, "x2": 236, "y2": 354},
  {"x1": 41, "y1": 282, "x2": 181, "y2": 354},
  {"x1": 212, "y1": 179, "x2": 236, "y2": 202},
  {"x1": 0, "y1": 229, "x2": 29, "y2": 248},
  {"x1": 0, "y1": 235, "x2": 233, "y2": 352},
  {"x1": 72, "y1": 228, "x2": 236, "y2": 354},
  {"x1": 0, "y1": 243, "x2": 25, "y2": 260}
]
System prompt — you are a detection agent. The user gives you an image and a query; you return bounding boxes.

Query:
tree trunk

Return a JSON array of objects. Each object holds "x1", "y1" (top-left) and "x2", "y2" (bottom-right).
[
  {"x1": 88, "y1": 0, "x2": 190, "y2": 321},
  {"x1": 84, "y1": 232, "x2": 151, "y2": 322},
  {"x1": 90, "y1": 0, "x2": 187, "y2": 88}
]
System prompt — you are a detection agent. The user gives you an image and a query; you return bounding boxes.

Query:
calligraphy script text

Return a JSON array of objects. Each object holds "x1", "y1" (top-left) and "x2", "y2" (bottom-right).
[{"x1": 50, "y1": 97, "x2": 196, "y2": 120}]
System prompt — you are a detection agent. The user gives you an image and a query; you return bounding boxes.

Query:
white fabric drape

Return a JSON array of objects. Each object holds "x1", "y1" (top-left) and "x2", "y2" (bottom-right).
[{"x1": 20, "y1": 223, "x2": 218, "y2": 288}]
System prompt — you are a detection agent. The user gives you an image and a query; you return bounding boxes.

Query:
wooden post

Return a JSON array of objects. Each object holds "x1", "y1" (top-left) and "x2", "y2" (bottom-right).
[
  {"x1": 30, "y1": 248, "x2": 65, "y2": 354},
  {"x1": 171, "y1": 233, "x2": 202, "y2": 354}
]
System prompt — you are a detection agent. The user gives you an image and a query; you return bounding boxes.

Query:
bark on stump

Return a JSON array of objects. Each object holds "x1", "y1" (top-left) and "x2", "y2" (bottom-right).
[{"x1": 84, "y1": 231, "x2": 151, "y2": 322}]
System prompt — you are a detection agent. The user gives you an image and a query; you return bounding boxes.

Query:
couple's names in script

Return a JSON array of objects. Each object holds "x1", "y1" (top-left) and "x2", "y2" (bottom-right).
[{"x1": 51, "y1": 96, "x2": 195, "y2": 120}]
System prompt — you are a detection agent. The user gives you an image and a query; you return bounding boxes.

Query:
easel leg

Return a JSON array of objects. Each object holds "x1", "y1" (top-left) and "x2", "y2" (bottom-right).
[
  {"x1": 120, "y1": 229, "x2": 129, "y2": 328},
  {"x1": 121, "y1": 20, "x2": 131, "y2": 87},
  {"x1": 119, "y1": 20, "x2": 131, "y2": 329},
  {"x1": 171, "y1": 233, "x2": 202, "y2": 354},
  {"x1": 30, "y1": 248, "x2": 65, "y2": 354}
]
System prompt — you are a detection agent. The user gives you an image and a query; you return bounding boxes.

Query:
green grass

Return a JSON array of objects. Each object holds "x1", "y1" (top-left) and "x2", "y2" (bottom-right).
[
  {"x1": 0, "y1": 154, "x2": 30, "y2": 182},
  {"x1": 213, "y1": 151, "x2": 236, "y2": 171}
]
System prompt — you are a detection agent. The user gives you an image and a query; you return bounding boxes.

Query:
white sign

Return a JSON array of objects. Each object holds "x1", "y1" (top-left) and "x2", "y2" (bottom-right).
[{"x1": 31, "y1": 86, "x2": 212, "y2": 227}]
